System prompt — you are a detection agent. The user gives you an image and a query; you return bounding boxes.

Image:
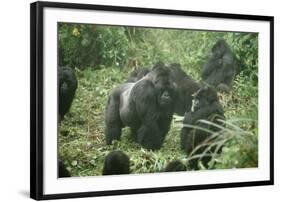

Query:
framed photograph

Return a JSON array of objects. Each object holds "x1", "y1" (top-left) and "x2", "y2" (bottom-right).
[{"x1": 30, "y1": 1, "x2": 274, "y2": 200}]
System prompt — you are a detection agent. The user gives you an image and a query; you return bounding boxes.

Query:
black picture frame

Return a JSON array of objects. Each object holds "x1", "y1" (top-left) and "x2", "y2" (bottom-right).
[{"x1": 30, "y1": 1, "x2": 274, "y2": 200}]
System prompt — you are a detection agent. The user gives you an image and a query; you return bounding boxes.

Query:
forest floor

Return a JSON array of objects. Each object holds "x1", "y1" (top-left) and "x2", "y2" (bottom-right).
[{"x1": 59, "y1": 67, "x2": 258, "y2": 177}]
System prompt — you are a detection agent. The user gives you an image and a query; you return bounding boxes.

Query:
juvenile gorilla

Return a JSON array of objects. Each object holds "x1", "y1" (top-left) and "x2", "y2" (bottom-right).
[
  {"x1": 126, "y1": 63, "x2": 200, "y2": 116},
  {"x1": 58, "y1": 66, "x2": 78, "y2": 120},
  {"x1": 102, "y1": 151, "x2": 130, "y2": 175},
  {"x1": 201, "y1": 39, "x2": 238, "y2": 93},
  {"x1": 164, "y1": 160, "x2": 187, "y2": 172},
  {"x1": 181, "y1": 85, "x2": 225, "y2": 169},
  {"x1": 105, "y1": 63, "x2": 176, "y2": 150}
]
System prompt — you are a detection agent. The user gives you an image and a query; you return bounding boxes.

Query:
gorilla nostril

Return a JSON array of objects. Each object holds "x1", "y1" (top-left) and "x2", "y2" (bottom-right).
[{"x1": 163, "y1": 91, "x2": 170, "y2": 97}]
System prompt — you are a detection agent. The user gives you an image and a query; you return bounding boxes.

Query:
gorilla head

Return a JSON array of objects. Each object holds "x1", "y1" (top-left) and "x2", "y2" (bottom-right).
[
  {"x1": 149, "y1": 64, "x2": 175, "y2": 107},
  {"x1": 201, "y1": 39, "x2": 238, "y2": 93},
  {"x1": 191, "y1": 84, "x2": 219, "y2": 112},
  {"x1": 211, "y1": 39, "x2": 229, "y2": 59},
  {"x1": 164, "y1": 160, "x2": 187, "y2": 172},
  {"x1": 105, "y1": 62, "x2": 176, "y2": 150},
  {"x1": 126, "y1": 63, "x2": 200, "y2": 116},
  {"x1": 102, "y1": 151, "x2": 130, "y2": 175}
]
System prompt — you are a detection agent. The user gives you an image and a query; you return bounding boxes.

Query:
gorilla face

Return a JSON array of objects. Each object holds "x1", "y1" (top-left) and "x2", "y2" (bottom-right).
[
  {"x1": 151, "y1": 65, "x2": 176, "y2": 107},
  {"x1": 212, "y1": 39, "x2": 228, "y2": 59},
  {"x1": 155, "y1": 77, "x2": 175, "y2": 106}
]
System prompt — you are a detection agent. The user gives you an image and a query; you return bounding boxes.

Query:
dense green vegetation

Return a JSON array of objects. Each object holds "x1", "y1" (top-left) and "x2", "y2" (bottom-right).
[{"x1": 59, "y1": 23, "x2": 258, "y2": 176}]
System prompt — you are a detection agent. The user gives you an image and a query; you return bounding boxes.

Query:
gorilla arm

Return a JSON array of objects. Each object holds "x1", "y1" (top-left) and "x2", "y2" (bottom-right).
[
  {"x1": 132, "y1": 80, "x2": 165, "y2": 150},
  {"x1": 105, "y1": 83, "x2": 133, "y2": 145},
  {"x1": 201, "y1": 60, "x2": 214, "y2": 80},
  {"x1": 184, "y1": 102, "x2": 223, "y2": 125},
  {"x1": 201, "y1": 55, "x2": 220, "y2": 80}
]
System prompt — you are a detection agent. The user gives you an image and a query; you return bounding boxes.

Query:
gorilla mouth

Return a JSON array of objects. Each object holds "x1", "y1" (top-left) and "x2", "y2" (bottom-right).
[{"x1": 160, "y1": 96, "x2": 172, "y2": 105}]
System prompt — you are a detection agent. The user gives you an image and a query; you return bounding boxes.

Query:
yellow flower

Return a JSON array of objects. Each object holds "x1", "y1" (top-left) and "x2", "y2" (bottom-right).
[{"x1": 72, "y1": 27, "x2": 80, "y2": 36}]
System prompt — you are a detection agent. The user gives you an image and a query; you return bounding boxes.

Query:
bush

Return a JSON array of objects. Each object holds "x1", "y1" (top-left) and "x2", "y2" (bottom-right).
[{"x1": 59, "y1": 24, "x2": 129, "y2": 69}]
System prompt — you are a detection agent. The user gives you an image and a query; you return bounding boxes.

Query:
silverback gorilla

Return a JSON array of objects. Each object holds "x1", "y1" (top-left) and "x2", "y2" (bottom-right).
[
  {"x1": 201, "y1": 39, "x2": 238, "y2": 93},
  {"x1": 105, "y1": 63, "x2": 176, "y2": 150},
  {"x1": 125, "y1": 63, "x2": 200, "y2": 116},
  {"x1": 181, "y1": 85, "x2": 225, "y2": 169}
]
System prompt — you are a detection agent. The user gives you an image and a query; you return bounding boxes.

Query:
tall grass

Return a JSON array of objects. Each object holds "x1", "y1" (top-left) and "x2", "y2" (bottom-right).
[{"x1": 181, "y1": 118, "x2": 258, "y2": 169}]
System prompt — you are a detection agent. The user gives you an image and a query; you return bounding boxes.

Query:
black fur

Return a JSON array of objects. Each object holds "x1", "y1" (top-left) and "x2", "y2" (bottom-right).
[
  {"x1": 168, "y1": 63, "x2": 200, "y2": 115},
  {"x1": 58, "y1": 66, "x2": 78, "y2": 120},
  {"x1": 126, "y1": 68, "x2": 150, "y2": 83},
  {"x1": 58, "y1": 159, "x2": 70, "y2": 178},
  {"x1": 164, "y1": 160, "x2": 187, "y2": 172},
  {"x1": 181, "y1": 85, "x2": 225, "y2": 169},
  {"x1": 102, "y1": 151, "x2": 130, "y2": 175},
  {"x1": 105, "y1": 63, "x2": 176, "y2": 150},
  {"x1": 201, "y1": 39, "x2": 238, "y2": 93}
]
